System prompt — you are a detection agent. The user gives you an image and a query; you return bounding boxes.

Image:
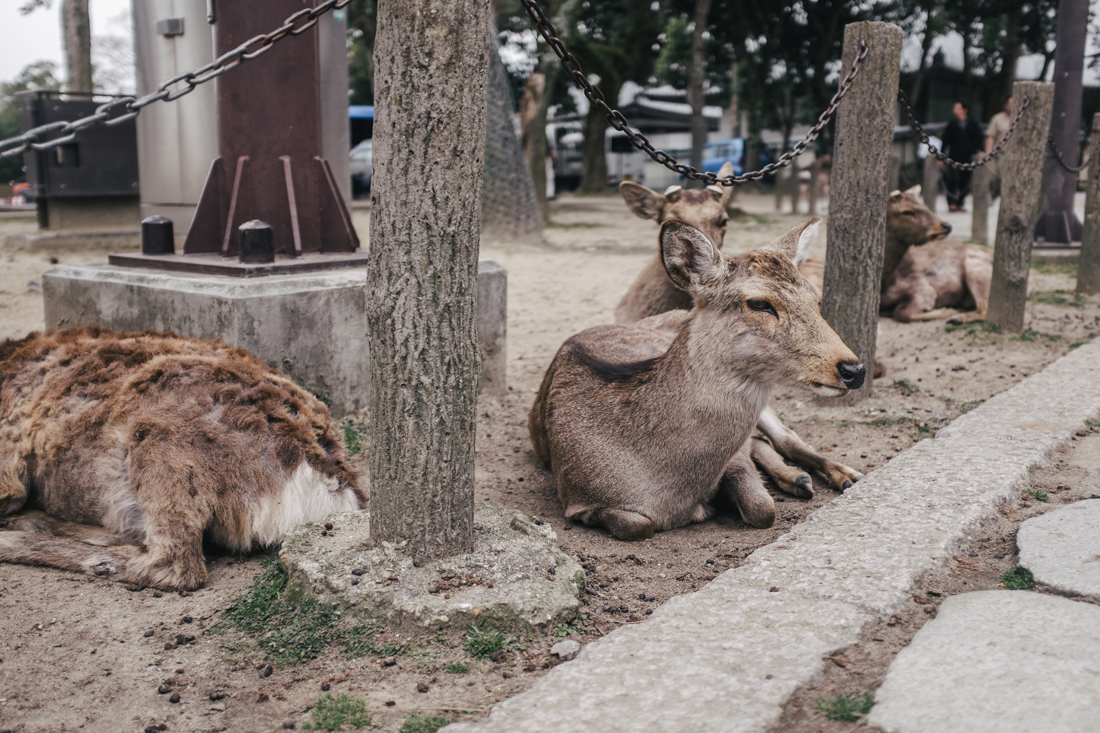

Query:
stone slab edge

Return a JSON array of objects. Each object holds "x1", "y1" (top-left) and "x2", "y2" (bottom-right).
[{"x1": 443, "y1": 341, "x2": 1100, "y2": 733}]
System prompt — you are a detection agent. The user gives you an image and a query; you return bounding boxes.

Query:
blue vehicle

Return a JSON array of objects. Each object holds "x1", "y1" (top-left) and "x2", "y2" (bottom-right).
[{"x1": 701, "y1": 138, "x2": 745, "y2": 176}]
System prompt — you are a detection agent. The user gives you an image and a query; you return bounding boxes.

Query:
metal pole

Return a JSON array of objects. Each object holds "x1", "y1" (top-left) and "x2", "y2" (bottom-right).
[
  {"x1": 1034, "y1": 0, "x2": 1088, "y2": 245},
  {"x1": 987, "y1": 81, "x2": 1056, "y2": 331},
  {"x1": 822, "y1": 21, "x2": 904, "y2": 402}
]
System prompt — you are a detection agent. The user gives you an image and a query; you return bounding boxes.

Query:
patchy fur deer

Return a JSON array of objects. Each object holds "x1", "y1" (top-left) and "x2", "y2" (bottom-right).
[
  {"x1": 529, "y1": 219, "x2": 865, "y2": 540},
  {"x1": 615, "y1": 176, "x2": 864, "y2": 497},
  {"x1": 0, "y1": 327, "x2": 366, "y2": 591}
]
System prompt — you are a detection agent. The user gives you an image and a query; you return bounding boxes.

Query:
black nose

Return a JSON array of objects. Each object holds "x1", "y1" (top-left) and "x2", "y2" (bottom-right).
[
  {"x1": 837, "y1": 361, "x2": 866, "y2": 390},
  {"x1": 942, "y1": 222, "x2": 952, "y2": 234}
]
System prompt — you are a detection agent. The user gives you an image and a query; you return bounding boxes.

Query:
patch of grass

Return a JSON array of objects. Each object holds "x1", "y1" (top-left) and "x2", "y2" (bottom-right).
[
  {"x1": 945, "y1": 321, "x2": 1002, "y2": 335},
  {"x1": 863, "y1": 415, "x2": 911, "y2": 428},
  {"x1": 340, "y1": 420, "x2": 367, "y2": 457},
  {"x1": 1086, "y1": 418, "x2": 1100, "y2": 428},
  {"x1": 1030, "y1": 290, "x2": 1086, "y2": 308},
  {"x1": 445, "y1": 662, "x2": 471, "y2": 674},
  {"x1": 215, "y1": 557, "x2": 396, "y2": 666},
  {"x1": 1031, "y1": 261, "x2": 1079, "y2": 277},
  {"x1": 916, "y1": 423, "x2": 938, "y2": 439},
  {"x1": 399, "y1": 712, "x2": 454, "y2": 733},
  {"x1": 1024, "y1": 488, "x2": 1049, "y2": 502},
  {"x1": 304, "y1": 694, "x2": 372, "y2": 731},
  {"x1": 959, "y1": 398, "x2": 987, "y2": 415},
  {"x1": 1070, "y1": 341, "x2": 1088, "y2": 349},
  {"x1": 999, "y1": 566, "x2": 1035, "y2": 590},
  {"x1": 816, "y1": 693, "x2": 874, "y2": 722},
  {"x1": 1016, "y1": 329, "x2": 1063, "y2": 343},
  {"x1": 890, "y1": 379, "x2": 921, "y2": 394},
  {"x1": 463, "y1": 623, "x2": 514, "y2": 659}
]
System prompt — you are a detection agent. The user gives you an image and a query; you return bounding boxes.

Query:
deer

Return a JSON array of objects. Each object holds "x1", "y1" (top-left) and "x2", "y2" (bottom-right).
[
  {"x1": 615, "y1": 171, "x2": 864, "y2": 499},
  {"x1": 0, "y1": 327, "x2": 366, "y2": 591},
  {"x1": 529, "y1": 218, "x2": 865, "y2": 540}
]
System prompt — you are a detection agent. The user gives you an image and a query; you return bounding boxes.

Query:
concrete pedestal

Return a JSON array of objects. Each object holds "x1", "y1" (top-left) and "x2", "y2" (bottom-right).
[{"x1": 43, "y1": 259, "x2": 507, "y2": 417}]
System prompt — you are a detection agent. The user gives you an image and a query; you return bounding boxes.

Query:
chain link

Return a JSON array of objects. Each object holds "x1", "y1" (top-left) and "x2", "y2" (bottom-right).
[
  {"x1": 1048, "y1": 134, "x2": 1100, "y2": 175},
  {"x1": 897, "y1": 90, "x2": 1029, "y2": 171},
  {"x1": 519, "y1": 0, "x2": 868, "y2": 187},
  {"x1": 0, "y1": 0, "x2": 353, "y2": 160}
]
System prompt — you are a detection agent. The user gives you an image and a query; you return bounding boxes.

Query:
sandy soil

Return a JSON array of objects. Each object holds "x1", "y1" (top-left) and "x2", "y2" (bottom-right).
[{"x1": 1, "y1": 195, "x2": 1099, "y2": 732}]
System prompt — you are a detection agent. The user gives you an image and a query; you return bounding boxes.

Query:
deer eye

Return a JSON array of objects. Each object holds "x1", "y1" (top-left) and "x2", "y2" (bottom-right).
[
  {"x1": 718, "y1": 217, "x2": 729, "y2": 227},
  {"x1": 747, "y1": 299, "x2": 777, "y2": 317}
]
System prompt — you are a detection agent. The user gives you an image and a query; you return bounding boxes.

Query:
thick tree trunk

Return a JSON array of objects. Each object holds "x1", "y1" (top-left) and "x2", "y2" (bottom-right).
[
  {"x1": 62, "y1": 0, "x2": 93, "y2": 93},
  {"x1": 578, "y1": 80, "x2": 620, "y2": 195},
  {"x1": 686, "y1": 0, "x2": 712, "y2": 187},
  {"x1": 521, "y1": 71, "x2": 549, "y2": 216},
  {"x1": 368, "y1": 0, "x2": 491, "y2": 559}
]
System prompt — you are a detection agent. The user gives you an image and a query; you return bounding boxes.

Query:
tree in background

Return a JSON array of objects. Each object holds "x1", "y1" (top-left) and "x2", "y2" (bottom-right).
[
  {"x1": 19, "y1": 0, "x2": 92, "y2": 93},
  {"x1": 346, "y1": 0, "x2": 378, "y2": 105},
  {"x1": 0, "y1": 61, "x2": 60, "y2": 185}
]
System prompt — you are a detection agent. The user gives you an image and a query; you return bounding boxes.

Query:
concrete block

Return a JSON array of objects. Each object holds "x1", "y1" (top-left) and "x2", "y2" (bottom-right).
[
  {"x1": 1017, "y1": 499, "x2": 1100, "y2": 602},
  {"x1": 42, "y1": 259, "x2": 507, "y2": 417},
  {"x1": 869, "y1": 591, "x2": 1100, "y2": 733},
  {"x1": 477, "y1": 260, "x2": 507, "y2": 396}
]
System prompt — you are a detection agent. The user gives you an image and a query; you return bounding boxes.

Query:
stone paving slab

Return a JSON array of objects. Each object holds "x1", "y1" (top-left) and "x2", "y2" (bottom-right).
[
  {"x1": 1017, "y1": 499, "x2": 1100, "y2": 603},
  {"x1": 443, "y1": 341, "x2": 1100, "y2": 733},
  {"x1": 868, "y1": 590, "x2": 1100, "y2": 733}
]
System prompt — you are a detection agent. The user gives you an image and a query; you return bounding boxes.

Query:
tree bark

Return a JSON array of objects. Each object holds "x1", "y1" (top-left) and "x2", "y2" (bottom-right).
[
  {"x1": 62, "y1": 0, "x2": 92, "y2": 93},
  {"x1": 577, "y1": 79, "x2": 620, "y2": 195},
  {"x1": 986, "y1": 81, "x2": 1055, "y2": 331},
  {"x1": 686, "y1": 0, "x2": 712, "y2": 187},
  {"x1": 1078, "y1": 113, "x2": 1100, "y2": 294},
  {"x1": 822, "y1": 22, "x2": 903, "y2": 402},
  {"x1": 368, "y1": 0, "x2": 491, "y2": 559}
]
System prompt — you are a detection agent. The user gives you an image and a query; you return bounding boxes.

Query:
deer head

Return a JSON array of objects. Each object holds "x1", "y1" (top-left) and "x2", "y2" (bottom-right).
[{"x1": 620, "y1": 161, "x2": 735, "y2": 249}]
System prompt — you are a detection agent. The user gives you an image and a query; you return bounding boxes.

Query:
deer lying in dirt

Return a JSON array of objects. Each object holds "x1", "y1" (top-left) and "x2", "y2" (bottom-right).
[
  {"x1": 0, "y1": 327, "x2": 366, "y2": 591},
  {"x1": 615, "y1": 174, "x2": 864, "y2": 498},
  {"x1": 529, "y1": 219, "x2": 865, "y2": 540}
]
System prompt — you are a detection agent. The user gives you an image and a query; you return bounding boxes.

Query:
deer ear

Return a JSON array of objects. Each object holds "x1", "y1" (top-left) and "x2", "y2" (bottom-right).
[
  {"x1": 905, "y1": 184, "x2": 921, "y2": 197},
  {"x1": 766, "y1": 217, "x2": 820, "y2": 269},
  {"x1": 620, "y1": 181, "x2": 666, "y2": 221},
  {"x1": 660, "y1": 221, "x2": 722, "y2": 296},
  {"x1": 705, "y1": 161, "x2": 735, "y2": 207}
]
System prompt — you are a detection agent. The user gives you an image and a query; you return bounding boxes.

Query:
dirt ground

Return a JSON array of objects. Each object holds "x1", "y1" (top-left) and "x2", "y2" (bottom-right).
[{"x1": 1, "y1": 194, "x2": 1099, "y2": 733}]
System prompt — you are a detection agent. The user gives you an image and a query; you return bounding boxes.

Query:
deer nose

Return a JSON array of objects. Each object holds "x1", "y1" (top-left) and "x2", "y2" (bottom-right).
[
  {"x1": 837, "y1": 361, "x2": 866, "y2": 390},
  {"x1": 941, "y1": 222, "x2": 952, "y2": 234}
]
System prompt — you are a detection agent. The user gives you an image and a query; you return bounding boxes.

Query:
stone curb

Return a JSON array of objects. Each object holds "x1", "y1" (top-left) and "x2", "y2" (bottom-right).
[{"x1": 443, "y1": 341, "x2": 1100, "y2": 733}]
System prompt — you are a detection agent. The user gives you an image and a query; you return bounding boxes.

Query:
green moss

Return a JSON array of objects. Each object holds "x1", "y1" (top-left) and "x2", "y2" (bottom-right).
[
  {"x1": 1030, "y1": 290, "x2": 1086, "y2": 308},
  {"x1": 1024, "y1": 488, "x2": 1049, "y2": 502},
  {"x1": 399, "y1": 712, "x2": 454, "y2": 733},
  {"x1": 816, "y1": 693, "x2": 874, "y2": 722},
  {"x1": 304, "y1": 694, "x2": 372, "y2": 731},
  {"x1": 444, "y1": 662, "x2": 471, "y2": 674},
  {"x1": 1016, "y1": 328, "x2": 1062, "y2": 343},
  {"x1": 1031, "y1": 261, "x2": 1078, "y2": 277},
  {"x1": 340, "y1": 419, "x2": 368, "y2": 457},
  {"x1": 999, "y1": 567, "x2": 1035, "y2": 590}
]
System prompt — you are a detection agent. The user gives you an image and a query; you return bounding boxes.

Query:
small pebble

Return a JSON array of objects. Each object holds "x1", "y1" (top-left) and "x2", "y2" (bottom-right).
[
  {"x1": 417, "y1": 682, "x2": 430, "y2": 693},
  {"x1": 257, "y1": 692, "x2": 269, "y2": 703},
  {"x1": 163, "y1": 642, "x2": 174, "y2": 651},
  {"x1": 263, "y1": 665, "x2": 273, "y2": 677},
  {"x1": 169, "y1": 692, "x2": 180, "y2": 704},
  {"x1": 502, "y1": 671, "x2": 512, "y2": 679},
  {"x1": 324, "y1": 523, "x2": 333, "y2": 530},
  {"x1": 175, "y1": 668, "x2": 184, "y2": 674},
  {"x1": 489, "y1": 650, "x2": 504, "y2": 663},
  {"x1": 351, "y1": 568, "x2": 366, "y2": 576},
  {"x1": 152, "y1": 591, "x2": 163, "y2": 598},
  {"x1": 157, "y1": 683, "x2": 171, "y2": 694},
  {"x1": 382, "y1": 657, "x2": 397, "y2": 667},
  {"x1": 321, "y1": 530, "x2": 327, "y2": 536},
  {"x1": 412, "y1": 556, "x2": 424, "y2": 568},
  {"x1": 143, "y1": 630, "x2": 155, "y2": 638},
  {"x1": 283, "y1": 719, "x2": 297, "y2": 729},
  {"x1": 182, "y1": 616, "x2": 192, "y2": 624},
  {"x1": 209, "y1": 691, "x2": 227, "y2": 701},
  {"x1": 384, "y1": 701, "x2": 396, "y2": 707},
  {"x1": 321, "y1": 682, "x2": 330, "y2": 691}
]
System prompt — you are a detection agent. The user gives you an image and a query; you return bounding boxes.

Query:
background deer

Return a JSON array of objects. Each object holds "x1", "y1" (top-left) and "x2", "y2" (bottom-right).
[
  {"x1": 616, "y1": 175, "x2": 864, "y2": 497},
  {"x1": 529, "y1": 219, "x2": 865, "y2": 540},
  {"x1": 0, "y1": 327, "x2": 366, "y2": 591}
]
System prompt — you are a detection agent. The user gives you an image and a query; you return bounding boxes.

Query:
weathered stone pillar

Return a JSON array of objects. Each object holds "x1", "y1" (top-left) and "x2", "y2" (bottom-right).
[
  {"x1": 822, "y1": 21, "x2": 903, "y2": 401},
  {"x1": 971, "y1": 158, "x2": 991, "y2": 245},
  {"x1": 922, "y1": 153, "x2": 939, "y2": 212},
  {"x1": 987, "y1": 81, "x2": 1056, "y2": 332},
  {"x1": 1077, "y1": 113, "x2": 1100, "y2": 294}
]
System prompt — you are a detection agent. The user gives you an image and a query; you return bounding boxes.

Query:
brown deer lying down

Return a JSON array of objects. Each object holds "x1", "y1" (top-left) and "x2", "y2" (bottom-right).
[
  {"x1": 0, "y1": 327, "x2": 366, "y2": 591},
  {"x1": 615, "y1": 174, "x2": 864, "y2": 498},
  {"x1": 529, "y1": 219, "x2": 865, "y2": 540}
]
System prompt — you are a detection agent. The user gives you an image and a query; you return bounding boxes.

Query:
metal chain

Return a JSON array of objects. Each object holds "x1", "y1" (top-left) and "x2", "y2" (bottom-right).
[
  {"x1": 897, "y1": 90, "x2": 1029, "y2": 171},
  {"x1": 0, "y1": 0, "x2": 353, "y2": 160},
  {"x1": 519, "y1": 0, "x2": 868, "y2": 187},
  {"x1": 1048, "y1": 134, "x2": 1100, "y2": 175}
]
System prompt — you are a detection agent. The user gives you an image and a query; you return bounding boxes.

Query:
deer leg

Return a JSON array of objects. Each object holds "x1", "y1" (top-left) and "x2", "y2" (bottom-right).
[
  {"x1": 750, "y1": 435, "x2": 814, "y2": 499},
  {"x1": 720, "y1": 441, "x2": 775, "y2": 529},
  {"x1": 591, "y1": 508, "x2": 655, "y2": 541},
  {"x1": 949, "y1": 250, "x2": 992, "y2": 323},
  {"x1": 906, "y1": 307, "x2": 959, "y2": 321},
  {"x1": 757, "y1": 407, "x2": 863, "y2": 492},
  {"x1": 0, "y1": 530, "x2": 145, "y2": 581},
  {"x1": 0, "y1": 472, "x2": 28, "y2": 516},
  {"x1": 892, "y1": 281, "x2": 945, "y2": 323}
]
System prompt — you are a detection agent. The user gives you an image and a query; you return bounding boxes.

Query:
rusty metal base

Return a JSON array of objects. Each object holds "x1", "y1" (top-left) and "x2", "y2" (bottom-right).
[{"x1": 108, "y1": 251, "x2": 370, "y2": 278}]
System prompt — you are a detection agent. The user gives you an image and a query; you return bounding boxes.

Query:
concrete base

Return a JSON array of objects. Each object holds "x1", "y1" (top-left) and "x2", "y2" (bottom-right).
[
  {"x1": 42, "y1": 259, "x2": 507, "y2": 417},
  {"x1": 4, "y1": 228, "x2": 141, "y2": 252},
  {"x1": 42, "y1": 196, "x2": 141, "y2": 230},
  {"x1": 280, "y1": 503, "x2": 585, "y2": 629}
]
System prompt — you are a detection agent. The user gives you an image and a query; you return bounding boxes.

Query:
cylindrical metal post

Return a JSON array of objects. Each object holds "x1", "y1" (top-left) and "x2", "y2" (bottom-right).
[
  {"x1": 922, "y1": 153, "x2": 939, "y2": 212},
  {"x1": 987, "y1": 81, "x2": 1056, "y2": 331},
  {"x1": 238, "y1": 219, "x2": 275, "y2": 263},
  {"x1": 971, "y1": 158, "x2": 990, "y2": 244},
  {"x1": 141, "y1": 215, "x2": 175, "y2": 255},
  {"x1": 822, "y1": 21, "x2": 904, "y2": 401},
  {"x1": 1078, "y1": 113, "x2": 1100, "y2": 293}
]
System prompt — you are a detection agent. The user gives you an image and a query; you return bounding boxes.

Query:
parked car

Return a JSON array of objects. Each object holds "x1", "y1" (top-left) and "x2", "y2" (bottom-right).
[
  {"x1": 701, "y1": 138, "x2": 745, "y2": 176},
  {"x1": 350, "y1": 140, "x2": 373, "y2": 196}
]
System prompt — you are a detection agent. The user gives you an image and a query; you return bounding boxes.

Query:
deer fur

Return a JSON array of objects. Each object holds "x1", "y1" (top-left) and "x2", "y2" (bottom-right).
[
  {"x1": 614, "y1": 176, "x2": 866, "y2": 497},
  {"x1": 529, "y1": 219, "x2": 865, "y2": 540},
  {"x1": 0, "y1": 327, "x2": 366, "y2": 591}
]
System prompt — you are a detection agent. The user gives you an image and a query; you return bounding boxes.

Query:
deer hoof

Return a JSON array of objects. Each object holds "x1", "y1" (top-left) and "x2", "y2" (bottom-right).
[{"x1": 794, "y1": 474, "x2": 814, "y2": 500}]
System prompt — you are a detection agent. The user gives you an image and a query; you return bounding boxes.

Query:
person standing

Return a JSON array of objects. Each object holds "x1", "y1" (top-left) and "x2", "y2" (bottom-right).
[{"x1": 940, "y1": 100, "x2": 985, "y2": 211}]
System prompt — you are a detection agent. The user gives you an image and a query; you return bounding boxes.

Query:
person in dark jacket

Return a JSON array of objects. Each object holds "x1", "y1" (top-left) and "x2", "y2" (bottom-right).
[{"x1": 940, "y1": 100, "x2": 985, "y2": 211}]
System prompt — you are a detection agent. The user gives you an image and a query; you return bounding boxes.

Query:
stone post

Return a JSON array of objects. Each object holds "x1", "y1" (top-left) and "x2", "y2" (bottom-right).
[
  {"x1": 368, "y1": 0, "x2": 491, "y2": 559},
  {"x1": 790, "y1": 164, "x2": 802, "y2": 214},
  {"x1": 808, "y1": 158, "x2": 820, "y2": 216},
  {"x1": 1078, "y1": 113, "x2": 1100, "y2": 294},
  {"x1": 775, "y1": 166, "x2": 787, "y2": 211},
  {"x1": 822, "y1": 21, "x2": 903, "y2": 401},
  {"x1": 987, "y1": 81, "x2": 1056, "y2": 332},
  {"x1": 971, "y1": 157, "x2": 991, "y2": 244},
  {"x1": 922, "y1": 152, "x2": 939, "y2": 212}
]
